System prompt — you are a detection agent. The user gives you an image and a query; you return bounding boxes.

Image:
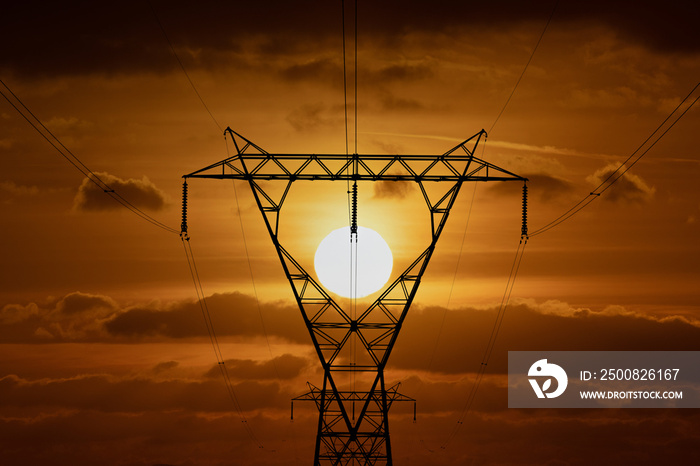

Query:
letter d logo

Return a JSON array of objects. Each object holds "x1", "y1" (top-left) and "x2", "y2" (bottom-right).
[{"x1": 528, "y1": 359, "x2": 568, "y2": 399}]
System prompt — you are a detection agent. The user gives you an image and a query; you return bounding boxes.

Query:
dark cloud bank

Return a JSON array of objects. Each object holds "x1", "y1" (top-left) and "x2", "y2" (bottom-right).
[
  {"x1": 2, "y1": 1, "x2": 698, "y2": 79},
  {"x1": 2, "y1": 290, "x2": 700, "y2": 465},
  {"x1": 3, "y1": 290, "x2": 698, "y2": 360}
]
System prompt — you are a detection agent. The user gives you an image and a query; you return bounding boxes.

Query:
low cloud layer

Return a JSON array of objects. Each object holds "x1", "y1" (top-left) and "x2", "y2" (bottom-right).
[
  {"x1": 0, "y1": 291, "x2": 305, "y2": 344},
  {"x1": 0, "y1": 181, "x2": 39, "y2": 202},
  {"x1": 204, "y1": 354, "x2": 309, "y2": 381},
  {"x1": 3, "y1": 291, "x2": 698, "y2": 363},
  {"x1": 73, "y1": 172, "x2": 168, "y2": 212},
  {"x1": 2, "y1": 291, "x2": 700, "y2": 464}
]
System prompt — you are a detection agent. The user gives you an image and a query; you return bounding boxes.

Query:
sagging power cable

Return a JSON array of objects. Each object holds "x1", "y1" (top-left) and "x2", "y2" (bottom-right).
[
  {"x1": 489, "y1": 0, "x2": 559, "y2": 134},
  {"x1": 341, "y1": 0, "x2": 361, "y2": 411},
  {"x1": 433, "y1": 0, "x2": 554, "y2": 385},
  {"x1": 148, "y1": 1, "x2": 223, "y2": 132},
  {"x1": 0, "y1": 78, "x2": 179, "y2": 235},
  {"x1": 180, "y1": 231, "x2": 263, "y2": 448},
  {"x1": 530, "y1": 80, "x2": 700, "y2": 237},
  {"x1": 442, "y1": 236, "x2": 528, "y2": 449},
  {"x1": 226, "y1": 137, "x2": 283, "y2": 383}
]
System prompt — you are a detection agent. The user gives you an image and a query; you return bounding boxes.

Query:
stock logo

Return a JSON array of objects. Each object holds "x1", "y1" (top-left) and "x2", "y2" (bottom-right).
[{"x1": 528, "y1": 359, "x2": 568, "y2": 399}]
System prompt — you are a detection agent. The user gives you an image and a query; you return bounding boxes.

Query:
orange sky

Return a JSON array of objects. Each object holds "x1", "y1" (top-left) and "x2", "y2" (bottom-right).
[{"x1": 1, "y1": 1, "x2": 700, "y2": 464}]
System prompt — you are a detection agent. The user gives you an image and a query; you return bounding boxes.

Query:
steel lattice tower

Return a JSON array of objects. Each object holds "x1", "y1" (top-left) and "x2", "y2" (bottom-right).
[{"x1": 183, "y1": 128, "x2": 527, "y2": 465}]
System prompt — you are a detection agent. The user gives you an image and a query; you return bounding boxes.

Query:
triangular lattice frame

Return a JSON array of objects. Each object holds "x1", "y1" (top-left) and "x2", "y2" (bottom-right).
[{"x1": 184, "y1": 128, "x2": 527, "y2": 465}]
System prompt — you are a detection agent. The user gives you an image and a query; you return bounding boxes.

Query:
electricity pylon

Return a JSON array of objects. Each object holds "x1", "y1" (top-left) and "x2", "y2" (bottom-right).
[{"x1": 182, "y1": 128, "x2": 527, "y2": 465}]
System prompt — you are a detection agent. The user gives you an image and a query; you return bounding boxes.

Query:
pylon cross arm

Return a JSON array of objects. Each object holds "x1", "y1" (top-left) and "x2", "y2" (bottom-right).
[{"x1": 184, "y1": 128, "x2": 526, "y2": 184}]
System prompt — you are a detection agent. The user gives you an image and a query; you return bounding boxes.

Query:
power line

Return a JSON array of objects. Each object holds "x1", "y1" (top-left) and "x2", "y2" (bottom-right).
[
  {"x1": 341, "y1": 0, "x2": 354, "y2": 233},
  {"x1": 423, "y1": 3, "x2": 558, "y2": 444},
  {"x1": 225, "y1": 138, "x2": 283, "y2": 382},
  {"x1": 427, "y1": 137, "x2": 489, "y2": 369},
  {"x1": 149, "y1": 1, "x2": 288, "y2": 446},
  {"x1": 341, "y1": 0, "x2": 361, "y2": 403},
  {"x1": 148, "y1": 1, "x2": 223, "y2": 133},
  {"x1": 442, "y1": 238, "x2": 527, "y2": 449},
  {"x1": 422, "y1": 182, "x2": 478, "y2": 377},
  {"x1": 0, "y1": 78, "x2": 179, "y2": 235},
  {"x1": 154, "y1": 10, "x2": 289, "y2": 448},
  {"x1": 180, "y1": 235, "x2": 263, "y2": 447},
  {"x1": 341, "y1": 0, "x2": 350, "y2": 159},
  {"x1": 435, "y1": 78, "x2": 699, "y2": 449},
  {"x1": 530, "y1": 80, "x2": 700, "y2": 237},
  {"x1": 488, "y1": 0, "x2": 559, "y2": 134},
  {"x1": 4, "y1": 70, "x2": 262, "y2": 443},
  {"x1": 427, "y1": 0, "x2": 556, "y2": 434},
  {"x1": 354, "y1": 0, "x2": 358, "y2": 155}
]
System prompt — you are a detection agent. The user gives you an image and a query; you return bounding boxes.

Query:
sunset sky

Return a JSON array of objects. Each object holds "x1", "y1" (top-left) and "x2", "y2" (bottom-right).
[{"x1": 2, "y1": 1, "x2": 700, "y2": 464}]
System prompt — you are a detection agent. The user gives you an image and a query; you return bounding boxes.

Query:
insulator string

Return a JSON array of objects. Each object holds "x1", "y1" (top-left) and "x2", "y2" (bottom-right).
[
  {"x1": 181, "y1": 179, "x2": 189, "y2": 237},
  {"x1": 521, "y1": 182, "x2": 528, "y2": 239},
  {"x1": 351, "y1": 181, "x2": 358, "y2": 238}
]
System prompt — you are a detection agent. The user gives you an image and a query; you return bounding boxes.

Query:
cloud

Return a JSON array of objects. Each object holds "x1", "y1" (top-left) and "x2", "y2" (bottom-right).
[
  {"x1": 587, "y1": 164, "x2": 655, "y2": 204},
  {"x1": 481, "y1": 140, "x2": 618, "y2": 162},
  {"x1": 279, "y1": 58, "x2": 342, "y2": 85},
  {"x1": 73, "y1": 172, "x2": 168, "y2": 212},
  {"x1": 2, "y1": 293, "x2": 700, "y2": 464},
  {"x1": 0, "y1": 291, "x2": 308, "y2": 344},
  {"x1": 687, "y1": 203, "x2": 700, "y2": 225},
  {"x1": 286, "y1": 103, "x2": 342, "y2": 132},
  {"x1": 4, "y1": 2, "x2": 696, "y2": 79},
  {"x1": 0, "y1": 302, "x2": 40, "y2": 325},
  {"x1": 566, "y1": 86, "x2": 650, "y2": 110},
  {"x1": 0, "y1": 372, "x2": 288, "y2": 414},
  {"x1": 46, "y1": 116, "x2": 93, "y2": 134},
  {"x1": 0, "y1": 408, "x2": 315, "y2": 466},
  {"x1": 376, "y1": 63, "x2": 433, "y2": 82},
  {"x1": 488, "y1": 173, "x2": 575, "y2": 203},
  {"x1": 4, "y1": 292, "x2": 700, "y2": 369},
  {"x1": 152, "y1": 361, "x2": 179, "y2": 374},
  {"x1": 389, "y1": 298, "x2": 700, "y2": 375},
  {"x1": 104, "y1": 292, "x2": 307, "y2": 343},
  {"x1": 204, "y1": 354, "x2": 309, "y2": 381},
  {"x1": 377, "y1": 88, "x2": 425, "y2": 112},
  {"x1": 391, "y1": 408, "x2": 700, "y2": 466},
  {"x1": 1, "y1": 367, "x2": 698, "y2": 465},
  {"x1": 0, "y1": 291, "x2": 119, "y2": 341},
  {"x1": 0, "y1": 181, "x2": 39, "y2": 203},
  {"x1": 55, "y1": 292, "x2": 118, "y2": 316},
  {"x1": 372, "y1": 180, "x2": 414, "y2": 199},
  {"x1": 556, "y1": 1, "x2": 700, "y2": 54}
]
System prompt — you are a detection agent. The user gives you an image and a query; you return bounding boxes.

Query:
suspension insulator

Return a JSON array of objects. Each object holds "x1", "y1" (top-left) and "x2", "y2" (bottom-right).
[
  {"x1": 521, "y1": 182, "x2": 528, "y2": 238},
  {"x1": 181, "y1": 180, "x2": 189, "y2": 236},
  {"x1": 351, "y1": 181, "x2": 358, "y2": 237}
]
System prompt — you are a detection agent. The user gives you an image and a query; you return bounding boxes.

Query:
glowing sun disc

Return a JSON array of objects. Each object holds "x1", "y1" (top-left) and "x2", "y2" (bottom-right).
[{"x1": 314, "y1": 226, "x2": 393, "y2": 298}]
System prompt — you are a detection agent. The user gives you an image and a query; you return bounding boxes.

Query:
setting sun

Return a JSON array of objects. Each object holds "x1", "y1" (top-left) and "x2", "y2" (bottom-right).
[{"x1": 313, "y1": 225, "x2": 393, "y2": 298}]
